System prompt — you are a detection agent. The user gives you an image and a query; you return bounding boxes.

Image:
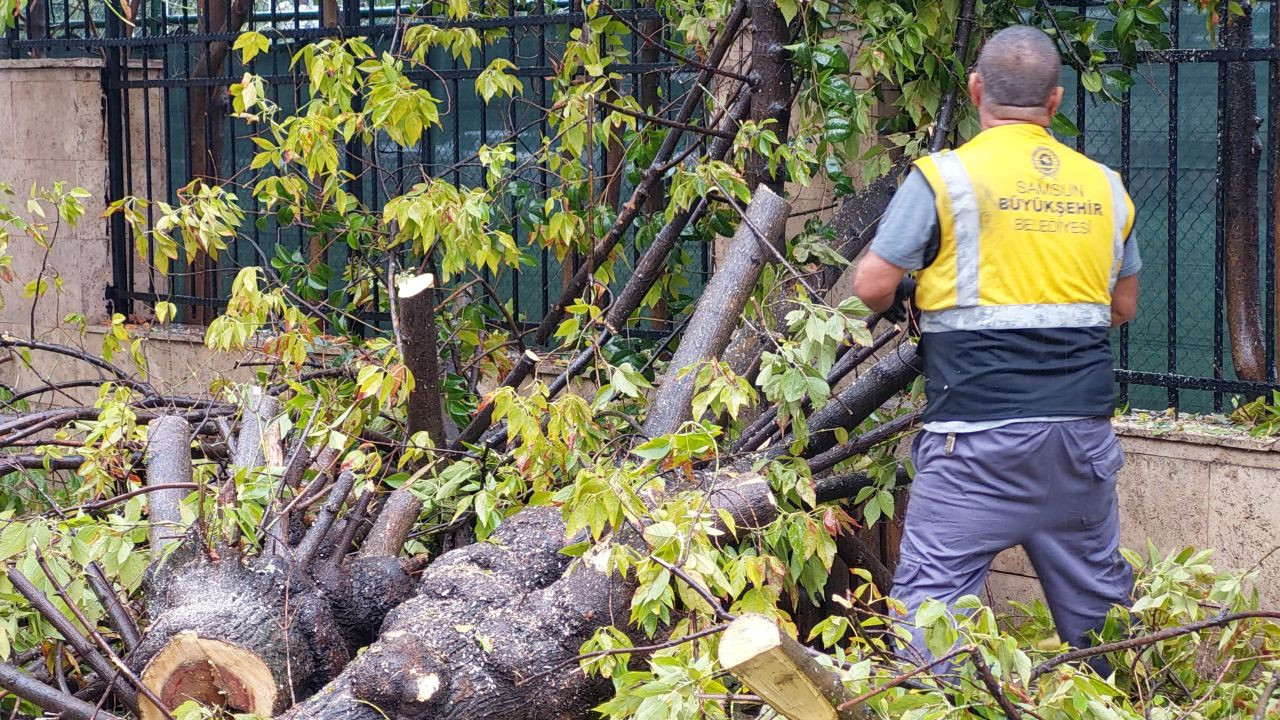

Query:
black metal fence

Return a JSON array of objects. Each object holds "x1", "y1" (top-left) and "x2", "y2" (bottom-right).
[
  {"x1": 4, "y1": 1, "x2": 1280, "y2": 413},
  {"x1": 1056, "y1": 1, "x2": 1280, "y2": 413},
  {"x1": 2, "y1": 0, "x2": 704, "y2": 332}
]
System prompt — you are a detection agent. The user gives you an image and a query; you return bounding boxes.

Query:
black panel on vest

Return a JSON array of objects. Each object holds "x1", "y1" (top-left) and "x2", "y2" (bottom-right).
[{"x1": 918, "y1": 327, "x2": 1116, "y2": 422}]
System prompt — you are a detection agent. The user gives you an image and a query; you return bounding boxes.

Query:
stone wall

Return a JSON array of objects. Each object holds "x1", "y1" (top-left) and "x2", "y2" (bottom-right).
[{"x1": 985, "y1": 419, "x2": 1280, "y2": 609}]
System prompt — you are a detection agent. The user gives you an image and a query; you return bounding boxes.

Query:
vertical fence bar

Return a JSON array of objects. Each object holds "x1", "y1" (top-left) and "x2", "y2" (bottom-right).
[
  {"x1": 1266, "y1": 0, "x2": 1278, "y2": 381},
  {"x1": 1167, "y1": 0, "x2": 1181, "y2": 410},
  {"x1": 1118, "y1": 67, "x2": 1131, "y2": 409},
  {"x1": 104, "y1": 2, "x2": 132, "y2": 318},
  {"x1": 1214, "y1": 0, "x2": 1227, "y2": 411},
  {"x1": 1075, "y1": 0, "x2": 1087, "y2": 154}
]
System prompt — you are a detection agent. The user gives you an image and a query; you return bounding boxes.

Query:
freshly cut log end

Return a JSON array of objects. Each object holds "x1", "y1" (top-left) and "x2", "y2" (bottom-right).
[
  {"x1": 132, "y1": 549, "x2": 350, "y2": 716},
  {"x1": 138, "y1": 632, "x2": 276, "y2": 720},
  {"x1": 720, "y1": 613, "x2": 864, "y2": 720}
]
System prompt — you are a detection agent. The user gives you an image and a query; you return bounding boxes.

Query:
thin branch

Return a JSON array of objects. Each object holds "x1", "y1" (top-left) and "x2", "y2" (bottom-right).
[
  {"x1": 0, "y1": 659, "x2": 124, "y2": 720},
  {"x1": 598, "y1": 0, "x2": 752, "y2": 83},
  {"x1": 1030, "y1": 611, "x2": 1280, "y2": 681},
  {"x1": 5, "y1": 567, "x2": 139, "y2": 714},
  {"x1": 32, "y1": 550, "x2": 173, "y2": 718},
  {"x1": 652, "y1": 556, "x2": 737, "y2": 623},
  {"x1": 598, "y1": 99, "x2": 737, "y2": 140},
  {"x1": 85, "y1": 562, "x2": 141, "y2": 652},
  {"x1": 1256, "y1": 670, "x2": 1280, "y2": 720},
  {"x1": 70, "y1": 482, "x2": 200, "y2": 513}
]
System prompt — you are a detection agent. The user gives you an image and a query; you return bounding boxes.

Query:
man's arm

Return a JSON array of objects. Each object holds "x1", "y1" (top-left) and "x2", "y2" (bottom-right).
[
  {"x1": 852, "y1": 169, "x2": 937, "y2": 313},
  {"x1": 853, "y1": 251, "x2": 908, "y2": 313},
  {"x1": 1111, "y1": 274, "x2": 1138, "y2": 327}
]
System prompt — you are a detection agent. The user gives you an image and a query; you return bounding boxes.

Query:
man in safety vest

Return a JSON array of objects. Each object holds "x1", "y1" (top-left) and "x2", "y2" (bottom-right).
[{"x1": 852, "y1": 25, "x2": 1141, "y2": 666}]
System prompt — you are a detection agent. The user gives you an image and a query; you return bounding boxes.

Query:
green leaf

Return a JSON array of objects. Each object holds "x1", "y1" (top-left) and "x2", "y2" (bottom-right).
[
  {"x1": 632, "y1": 437, "x2": 672, "y2": 461},
  {"x1": 915, "y1": 598, "x2": 947, "y2": 628},
  {"x1": 233, "y1": 31, "x2": 271, "y2": 64},
  {"x1": 1050, "y1": 111, "x2": 1080, "y2": 137},
  {"x1": 1115, "y1": 8, "x2": 1135, "y2": 38},
  {"x1": 1136, "y1": 5, "x2": 1166, "y2": 25},
  {"x1": 1081, "y1": 70, "x2": 1103, "y2": 94},
  {"x1": 823, "y1": 115, "x2": 853, "y2": 143},
  {"x1": 776, "y1": 0, "x2": 798, "y2": 24}
]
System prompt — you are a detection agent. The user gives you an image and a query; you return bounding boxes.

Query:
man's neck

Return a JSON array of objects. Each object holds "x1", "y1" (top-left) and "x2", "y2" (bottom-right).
[{"x1": 978, "y1": 104, "x2": 1051, "y2": 131}]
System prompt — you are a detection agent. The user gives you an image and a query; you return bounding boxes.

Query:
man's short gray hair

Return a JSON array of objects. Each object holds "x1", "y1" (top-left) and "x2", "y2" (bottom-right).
[{"x1": 974, "y1": 25, "x2": 1062, "y2": 108}]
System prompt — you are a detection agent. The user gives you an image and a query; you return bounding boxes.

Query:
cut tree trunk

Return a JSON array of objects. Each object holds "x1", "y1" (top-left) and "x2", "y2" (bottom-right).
[
  {"x1": 123, "y1": 405, "x2": 427, "y2": 719},
  {"x1": 145, "y1": 416, "x2": 193, "y2": 554},
  {"x1": 720, "y1": 613, "x2": 866, "y2": 720},
  {"x1": 397, "y1": 273, "x2": 448, "y2": 445},
  {"x1": 280, "y1": 507, "x2": 626, "y2": 720},
  {"x1": 643, "y1": 186, "x2": 792, "y2": 436},
  {"x1": 132, "y1": 543, "x2": 351, "y2": 719}
]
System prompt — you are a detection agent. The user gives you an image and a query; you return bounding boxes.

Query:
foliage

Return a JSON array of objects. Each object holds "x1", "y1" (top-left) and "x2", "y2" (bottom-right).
[{"x1": 1229, "y1": 390, "x2": 1280, "y2": 437}]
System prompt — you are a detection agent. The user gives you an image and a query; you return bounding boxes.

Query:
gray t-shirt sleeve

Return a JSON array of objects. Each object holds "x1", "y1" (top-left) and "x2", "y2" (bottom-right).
[
  {"x1": 1118, "y1": 229, "x2": 1142, "y2": 278},
  {"x1": 867, "y1": 169, "x2": 939, "y2": 271}
]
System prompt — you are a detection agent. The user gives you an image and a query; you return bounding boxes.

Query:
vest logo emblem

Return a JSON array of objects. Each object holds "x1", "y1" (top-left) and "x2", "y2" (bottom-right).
[{"x1": 1032, "y1": 146, "x2": 1060, "y2": 177}]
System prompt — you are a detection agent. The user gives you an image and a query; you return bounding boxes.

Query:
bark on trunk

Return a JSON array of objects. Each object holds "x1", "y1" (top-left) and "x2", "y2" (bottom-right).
[
  {"x1": 643, "y1": 186, "x2": 792, "y2": 436},
  {"x1": 145, "y1": 416, "x2": 194, "y2": 554},
  {"x1": 1223, "y1": 0, "x2": 1267, "y2": 381},
  {"x1": 927, "y1": 0, "x2": 977, "y2": 154},
  {"x1": 785, "y1": 344, "x2": 920, "y2": 458},
  {"x1": 281, "y1": 507, "x2": 629, "y2": 720},
  {"x1": 745, "y1": 0, "x2": 792, "y2": 192},
  {"x1": 132, "y1": 545, "x2": 351, "y2": 719},
  {"x1": 397, "y1": 273, "x2": 447, "y2": 445}
]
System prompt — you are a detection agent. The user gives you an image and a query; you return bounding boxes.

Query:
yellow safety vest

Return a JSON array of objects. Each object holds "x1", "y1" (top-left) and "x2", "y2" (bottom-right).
[{"x1": 909, "y1": 123, "x2": 1136, "y2": 422}]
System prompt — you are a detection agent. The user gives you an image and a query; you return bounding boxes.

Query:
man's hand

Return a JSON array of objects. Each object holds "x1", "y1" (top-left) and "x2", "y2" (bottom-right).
[
  {"x1": 852, "y1": 251, "x2": 908, "y2": 313},
  {"x1": 883, "y1": 276, "x2": 917, "y2": 324}
]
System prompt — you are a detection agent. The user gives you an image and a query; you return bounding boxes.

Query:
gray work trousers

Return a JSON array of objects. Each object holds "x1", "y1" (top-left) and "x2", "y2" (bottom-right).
[{"x1": 890, "y1": 418, "x2": 1134, "y2": 662}]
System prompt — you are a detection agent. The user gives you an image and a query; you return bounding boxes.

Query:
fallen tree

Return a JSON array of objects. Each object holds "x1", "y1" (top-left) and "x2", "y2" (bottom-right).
[{"x1": 1, "y1": 2, "x2": 1273, "y2": 719}]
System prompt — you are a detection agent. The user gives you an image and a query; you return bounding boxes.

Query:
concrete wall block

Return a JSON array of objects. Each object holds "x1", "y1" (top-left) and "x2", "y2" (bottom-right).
[
  {"x1": 992, "y1": 546, "x2": 1035, "y2": 577},
  {"x1": 1207, "y1": 463, "x2": 1280, "y2": 604},
  {"x1": 1115, "y1": 449, "x2": 1212, "y2": 554},
  {"x1": 0, "y1": 80, "x2": 12, "y2": 135},
  {"x1": 984, "y1": 571, "x2": 1046, "y2": 616},
  {"x1": 9, "y1": 74, "x2": 103, "y2": 161}
]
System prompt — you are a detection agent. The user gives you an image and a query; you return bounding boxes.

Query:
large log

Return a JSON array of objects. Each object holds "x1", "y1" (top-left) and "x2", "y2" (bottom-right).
[
  {"x1": 643, "y1": 186, "x2": 792, "y2": 436},
  {"x1": 280, "y1": 507, "x2": 630, "y2": 720},
  {"x1": 397, "y1": 273, "x2": 448, "y2": 444},
  {"x1": 145, "y1": 416, "x2": 194, "y2": 554}
]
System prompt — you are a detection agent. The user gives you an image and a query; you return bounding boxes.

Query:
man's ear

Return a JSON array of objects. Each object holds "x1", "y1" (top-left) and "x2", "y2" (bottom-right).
[
  {"x1": 968, "y1": 73, "x2": 982, "y2": 107},
  {"x1": 1045, "y1": 86, "x2": 1065, "y2": 122}
]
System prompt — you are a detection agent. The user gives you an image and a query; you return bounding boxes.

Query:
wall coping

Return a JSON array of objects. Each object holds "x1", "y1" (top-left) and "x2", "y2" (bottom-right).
[
  {"x1": 1114, "y1": 414, "x2": 1280, "y2": 454},
  {"x1": 0, "y1": 57, "x2": 104, "y2": 70},
  {"x1": 0, "y1": 57, "x2": 162, "y2": 71}
]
